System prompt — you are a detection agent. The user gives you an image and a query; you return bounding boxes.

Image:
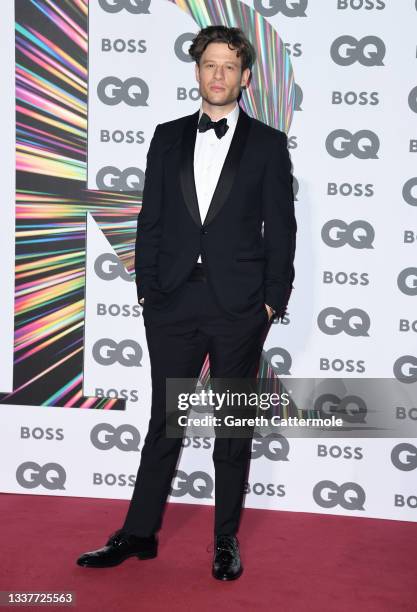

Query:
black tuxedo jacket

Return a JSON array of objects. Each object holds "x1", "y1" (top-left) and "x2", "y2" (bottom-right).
[{"x1": 134, "y1": 104, "x2": 297, "y2": 320}]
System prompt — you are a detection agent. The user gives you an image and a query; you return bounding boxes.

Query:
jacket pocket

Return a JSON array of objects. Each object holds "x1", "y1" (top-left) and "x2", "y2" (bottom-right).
[{"x1": 235, "y1": 256, "x2": 265, "y2": 262}]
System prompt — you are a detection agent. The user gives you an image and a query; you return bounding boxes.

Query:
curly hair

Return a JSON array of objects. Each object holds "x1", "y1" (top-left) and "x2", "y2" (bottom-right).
[{"x1": 188, "y1": 25, "x2": 256, "y2": 73}]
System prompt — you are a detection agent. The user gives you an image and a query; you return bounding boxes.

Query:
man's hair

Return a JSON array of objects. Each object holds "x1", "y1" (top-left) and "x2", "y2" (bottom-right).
[{"x1": 189, "y1": 25, "x2": 256, "y2": 73}]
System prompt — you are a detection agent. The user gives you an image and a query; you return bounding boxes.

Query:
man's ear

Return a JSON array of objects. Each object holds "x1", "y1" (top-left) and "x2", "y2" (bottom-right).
[
  {"x1": 195, "y1": 63, "x2": 200, "y2": 83},
  {"x1": 241, "y1": 67, "x2": 251, "y2": 88}
]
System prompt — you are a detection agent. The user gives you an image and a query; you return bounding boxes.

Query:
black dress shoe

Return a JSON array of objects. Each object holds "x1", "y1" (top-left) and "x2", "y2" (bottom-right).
[
  {"x1": 212, "y1": 535, "x2": 243, "y2": 581},
  {"x1": 76, "y1": 528, "x2": 157, "y2": 568}
]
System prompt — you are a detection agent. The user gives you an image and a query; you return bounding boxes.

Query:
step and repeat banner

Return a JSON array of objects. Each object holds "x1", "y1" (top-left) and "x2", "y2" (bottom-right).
[{"x1": 1, "y1": 0, "x2": 417, "y2": 522}]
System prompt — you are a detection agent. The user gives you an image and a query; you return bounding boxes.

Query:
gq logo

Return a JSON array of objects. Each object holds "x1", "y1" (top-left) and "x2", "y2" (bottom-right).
[
  {"x1": 397, "y1": 268, "x2": 417, "y2": 296},
  {"x1": 94, "y1": 253, "x2": 133, "y2": 282},
  {"x1": 97, "y1": 77, "x2": 149, "y2": 106},
  {"x1": 16, "y1": 462, "x2": 66, "y2": 490},
  {"x1": 313, "y1": 480, "x2": 365, "y2": 510},
  {"x1": 317, "y1": 307, "x2": 370, "y2": 337},
  {"x1": 393, "y1": 356, "x2": 417, "y2": 384},
  {"x1": 402, "y1": 178, "x2": 417, "y2": 207},
  {"x1": 264, "y1": 348, "x2": 292, "y2": 375},
  {"x1": 170, "y1": 470, "x2": 213, "y2": 499},
  {"x1": 90, "y1": 423, "x2": 140, "y2": 451},
  {"x1": 391, "y1": 443, "x2": 417, "y2": 471},
  {"x1": 322, "y1": 220, "x2": 374, "y2": 249},
  {"x1": 253, "y1": 0, "x2": 307, "y2": 17},
  {"x1": 408, "y1": 86, "x2": 417, "y2": 114},
  {"x1": 99, "y1": 0, "x2": 151, "y2": 13},
  {"x1": 251, "y1": 433, "x2": 290, "y2": 461},
  {"x1": 294, "y1": 83, "x2": 303, "y2": 111},
  {"x1": 96, "y1": 166, "x2": 143, "y2": 191},
  {"x1": 325, "y1": 130, "x2": 379, "y2": 159},
  {"x1": 330, "y1": 35, "x2": 385, "y2": 66},
  {"x1": 92, "y1": 339, "x2": 143, "y2": 367},
  {"x1": 174, "y1": 33, "x2": 197, "y2": 62},
  {"x1": 315, "y1": 393, "x2": 367, "y2": 424}
]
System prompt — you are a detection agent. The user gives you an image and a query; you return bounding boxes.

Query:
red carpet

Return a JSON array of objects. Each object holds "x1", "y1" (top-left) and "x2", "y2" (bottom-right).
[{"x1": 1, "y1": 493, "x2": 416, "y2": 611}]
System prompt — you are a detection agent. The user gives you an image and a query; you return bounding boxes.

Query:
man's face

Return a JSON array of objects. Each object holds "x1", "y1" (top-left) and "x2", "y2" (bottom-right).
[{"x1": 195, "y1": 42, "x2": 250, "y2": 108}]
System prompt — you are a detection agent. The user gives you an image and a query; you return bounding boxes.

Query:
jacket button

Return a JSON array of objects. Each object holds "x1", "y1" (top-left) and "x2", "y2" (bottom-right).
[{"x1": 201, "y1": 228, "x2": 208, "y2": 234}]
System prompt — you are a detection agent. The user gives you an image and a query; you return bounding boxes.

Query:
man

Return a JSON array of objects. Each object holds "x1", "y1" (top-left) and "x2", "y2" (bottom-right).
[{"x1": 77, "y1": 25, "x2": 296, "y2": 581}]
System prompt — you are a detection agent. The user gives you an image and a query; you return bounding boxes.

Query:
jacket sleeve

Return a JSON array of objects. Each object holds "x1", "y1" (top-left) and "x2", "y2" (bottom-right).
[
  {"x1": 134, "y1": 123, "x2": 163, "y2": 302},
  {"x1": 262, "y1": 131, "x2": 297, "y2": 321}
]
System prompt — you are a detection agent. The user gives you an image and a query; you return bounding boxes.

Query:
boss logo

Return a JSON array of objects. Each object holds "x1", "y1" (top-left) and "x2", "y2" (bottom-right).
[
  {"x1": 98, "y1": 0, "x2": 151, "y2": 14},
  {"x1": 253, "y1": 0, "x2": 308, "y2": 18},
  {"x1": 97, "y1": 304, "x2": 141, "y2": 318},
  {"x1": 397, "y1": 268, "x2": 417, "y2": 296},
  {"x1": 97, "y1": 76, "x2": 149, "y2": 106},
  {"x1": 317, "y1": 445, "x2": 363, "y2": 460},
  {"x1": 264, "y1": 348, "x2": 292, "y2": 375},
  {"x1": 95, "y1": 388, "x2": 139, "y2": 402},
  {"x1": 96, "y1": 166, "x2": 143, "y2": 191},
  {"x1": 325, "y1": 129, "x2": 379, "y2": 159},
  {"x1": 391, "y1": 443, "x2": 417, "y2": 471},
  {"x1": 394, "y1": 494, "x2": 417, "y2": 508},
  {"x1": 337, "y1": 0, "x2": 385, "y2": 10},
  {"x1": 399, "y1": 319, "x2": 417, "y2": 333},
  {"x1": 317, "y1": 307, "x2": 370, "y2": 337},
  {"x1": 322, "y1": 220, "x2": 374, "y2": 249},
  {"x1": 90, "y1": 423, "x2": 140, "y2": 451},
  {"x1": 92, "y1": 339, "x2": 143, "y2": 367},
  {"x1": 170, "y1": 470, "x2": 213, "y2": 499},
  {"x1": 93, "y1": 473, "x2": 136, "y2": 486},
  {"x1": 395, "y1": 406, "x2": 417, "y2": 421},
  {"x1": 393, "y1": 356, "x2": 417, "y2": 384},
  {"x1": 244, "y1": 481, "x2": 286, "y2": 496},
  {"x1": 94, "y1": 253, "x2": 133, "y2": 281},
  {"x1": 320, "y1": 358, "x2": 366, "y2": 373},
  {"x1": 322, "y1": 271, "x2": 369, "y2": 286},
  {"x1": 402, "y1": 178, "x2": 417, "y2": 207},
  {"x1": 100, "y1": 130, "x2": 145, "y2": 144},
  {"x1": 327, "y1": 183, "x2": 374, "y2": 197},
  {"x1": 20, "y1": 426, "x2": 64, "y2": 440},
  {"x1": 16, "y1": 462, "x2": 66, "y2": 490},
  {"x1": 283, "y1": 43, "x2": 303, "y2": 58},
  {"x1": 313, "y1": 480, "x2": 365, "y2": 510},
  {"x1": 330, "y1": 35, "x2": 385, "y2": 66},
  {"x1": 251, "y1": 433, "x2": 290, "y2": 461},
  {"x1": 403, "y1": 231, "x2": 417, "y2": 244},
  {"x1": 331, "y1": 91, "x2": 379, "y2": 106},
  {"x1": 182, "y1": 436, "x2": 212, "y2": 450},
  {"x1": 315, "y1": 393, "x2": 367, "y2": 423},
  {"x1": 101, "y1": 39, "x2": 146, "y2": 54}
]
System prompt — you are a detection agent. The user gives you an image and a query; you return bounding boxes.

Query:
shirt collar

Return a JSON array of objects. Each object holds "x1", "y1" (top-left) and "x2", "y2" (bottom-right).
[{"x1": 198, "y1": 101, "x2": 239, "y2": 129}]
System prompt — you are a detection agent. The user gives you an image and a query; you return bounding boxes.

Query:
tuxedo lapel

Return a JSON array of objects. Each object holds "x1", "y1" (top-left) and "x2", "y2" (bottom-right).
[{"x1": 179, "y1": 104, "x2": 251, "y2": 228}]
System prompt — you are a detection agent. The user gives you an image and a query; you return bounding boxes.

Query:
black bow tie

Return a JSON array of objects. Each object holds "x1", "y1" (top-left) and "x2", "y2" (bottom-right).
[{"x1": 197, "y1": 112, "x2": 229, "y2": 139}]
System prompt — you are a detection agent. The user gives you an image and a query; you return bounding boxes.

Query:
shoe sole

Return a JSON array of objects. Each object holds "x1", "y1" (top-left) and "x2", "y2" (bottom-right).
[
  {"x1": 212, "y1": 566, "x2": 243, "y2": 581},
  {"x1": 77, "y1": 549, "x2": 157, "y2": 568}
]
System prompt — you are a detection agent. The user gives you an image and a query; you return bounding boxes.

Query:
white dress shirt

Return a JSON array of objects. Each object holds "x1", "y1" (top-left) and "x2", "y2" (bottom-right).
[{"x1": 194, "y1": 102, "x2": 239, "y2": 263}]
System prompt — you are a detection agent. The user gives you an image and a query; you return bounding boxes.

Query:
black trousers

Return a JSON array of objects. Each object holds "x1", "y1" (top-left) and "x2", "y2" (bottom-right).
[{"x1": 122, "y1": 263, "x2": 271, "y2": 537}]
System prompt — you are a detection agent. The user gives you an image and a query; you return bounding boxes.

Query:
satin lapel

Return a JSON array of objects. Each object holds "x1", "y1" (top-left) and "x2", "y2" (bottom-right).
[
  {"x1": 179, "y1": 110, "x2": 201, "y2": 226},
  {"x1": 179, "y1": 105, "x2": 251, "y2": 228}
]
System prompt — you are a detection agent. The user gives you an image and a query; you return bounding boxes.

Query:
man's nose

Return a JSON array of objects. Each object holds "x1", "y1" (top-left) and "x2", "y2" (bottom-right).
[{"x1": 213, "y1": 66, "x2": 225, "y2": 79}]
